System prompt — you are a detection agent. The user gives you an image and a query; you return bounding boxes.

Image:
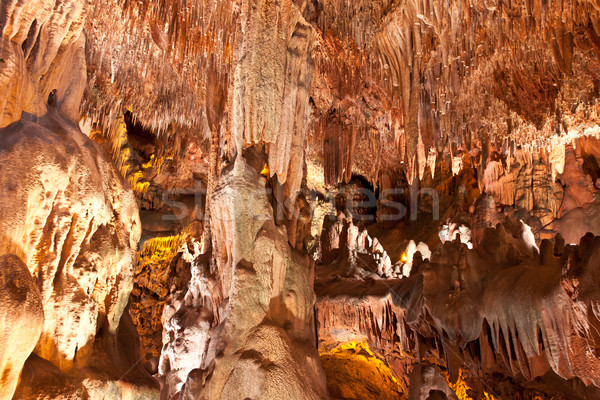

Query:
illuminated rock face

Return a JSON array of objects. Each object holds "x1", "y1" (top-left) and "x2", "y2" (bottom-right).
[
  {"x1": 157, "y1": 160, "x2": 327, "y2": 399},
  {"x1": 480, "y1": 141, "x2": 600, "y2": 243},
  {"x1": 0, "y1": 0, "x2": 87, "y2": 128},
  {"x1": 3, "y1": 0, "x2": 600, "y2": 399},
  {"x1": 0, "y1": 111, "x2": 159, "y2": 398},
  {"x1": 129, "y1": 235, "x2": 185, "y2": 373},
  {"x1": 0, "y1": 3, "x2": 160, "y2": 397},
  {"x1": 0, "y1": 112, "x2": 140, "y2": 369},
  {"x1": 319, "y1": 341, "x2": 404, "y2": 400},
  {"x1": 0, "y1": 254, "x2": 43, "y2": 400}
]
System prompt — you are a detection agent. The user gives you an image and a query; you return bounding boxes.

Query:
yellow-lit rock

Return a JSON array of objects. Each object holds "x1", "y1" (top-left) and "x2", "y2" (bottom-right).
[{"x1": 320, "y1": 341, "x2": 403, "y2": 400}]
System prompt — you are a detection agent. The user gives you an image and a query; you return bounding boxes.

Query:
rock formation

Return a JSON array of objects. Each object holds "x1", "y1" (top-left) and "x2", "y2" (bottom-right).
[
  {"x1": 315, "y1": 221, "x2": 600, "y2": 398},
  {"x1": 157, "y1": 160, "x2": 327, "y2": 399},
  {"x1": 0, "y1": 255, "x2": 43, "y2": 400},
  {"x1": 0, "y1": 1, "x2": 157, "y2": 396},
  {"x1": 2, "y1": 0, "x2": 600, "y2": 399},
  {"x1": 0, "y1": 110, "x2": 158, "y2": 397}
]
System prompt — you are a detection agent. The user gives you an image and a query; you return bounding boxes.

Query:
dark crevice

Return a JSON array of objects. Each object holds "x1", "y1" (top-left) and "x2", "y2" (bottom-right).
[{"x1": 22, "y1": 19, "x2": 38, "y2": 57}]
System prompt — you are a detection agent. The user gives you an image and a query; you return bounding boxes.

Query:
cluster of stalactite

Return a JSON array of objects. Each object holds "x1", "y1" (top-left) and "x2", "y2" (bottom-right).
[
  {"x1": 85, "y1": 0, "x2": 321, "y2": 215},
  {"x1": 315, "y1": 224, "x2": 600, "y2": 399},
  {"x1": 373, "y1": 0, "x2": 599, "y2": 181},
  {"x1": 303, "y1": 0, "x2": 600, "y2": 188},
  {"x1": 78, "y1": 0, "x2": 600, "y2": 194},
  {"x1": 83, "y1": 0, "x2": 237, "y2": 133}
]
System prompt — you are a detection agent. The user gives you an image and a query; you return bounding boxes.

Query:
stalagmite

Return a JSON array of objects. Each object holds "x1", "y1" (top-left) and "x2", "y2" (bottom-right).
[{"x1": 2, "y1": 0, "x2": 600, "y2": 399}]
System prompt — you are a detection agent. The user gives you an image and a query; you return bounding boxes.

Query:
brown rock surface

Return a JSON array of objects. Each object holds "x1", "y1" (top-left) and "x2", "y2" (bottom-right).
[
  {"x1": 315, "y1": 223, "x2": 600, "y2": 399},
  {"x1": 157, "y1": 159, "x2": 327, "y2": 399},
  {"x1": 5, "y1": 0, "x2": 600, "y2": 398}
]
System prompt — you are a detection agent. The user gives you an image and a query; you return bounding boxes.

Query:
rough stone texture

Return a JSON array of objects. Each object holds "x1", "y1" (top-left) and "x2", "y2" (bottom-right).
[
  {"x1": 0, "y1": 1, "x2": 164, "y2": 397},
  {"x1": 5, "y1": 0, "x2": 600, "y2": 398},
  {"x1": 320, "y1": 341, "x2": 404, "y2": 400},
  {"x1": 0, "y1": 254, "x2": 44, "y2": 400},
  {"x1": 80, "y1": 0, "x2": 600, "y2": 193},
  {"x1": 14, "y1": 305, "x2": 160, "y2": 399},
  {"x1": 157, "y1": 240, "x2": 210, "y2": 399},
  {"x1": 480, "y1": 139, "x2": 600, "y2": 243},
  {"x1": 315, "y1": 220, "x2": 600, "y2": 399},
  {"x1": 12, "y1": 353, "x2": 86, "y2": 400},
  {"x1": 229, "y1": 0, "x2": 314, "y2": 206},
  {"x1": 0, "y1": 0, "x2": 87, "y2": 127},
  {"x1": 0, "y1": 110, "x2": 158, "y2": 398},
  {"x1": 0, "y1": 110, "x2": 140, "y2": 368},
  {"x1": 129, "y1": 235, "x2": 188, "y2": 374},
  {"x1": 156, "y1": 159, "x2": 328, "y2": 399}
]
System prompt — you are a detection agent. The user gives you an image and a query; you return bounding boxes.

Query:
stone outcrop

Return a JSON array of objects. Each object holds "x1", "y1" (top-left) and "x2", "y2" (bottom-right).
[
  {"x1": 481, "y1": 139, "x2": 600, "y2": 243},
  {"x1": 320, "y1": 341, "x2": 404, "y2": 400},
  {"x1": 130, "y1": 235, "x2": 187, "y2": 374},
  {"x1": 158, "y1": 159, "x2": 327, "y2": 400},
  {"x1": 408, "y1": 364, "x2": 458, "y2": 400},
  {"x1": 0, "y1": 254, "x2": 43, "y2": 400},
  {"x1": 315, "y1": 223, "x2": 600, "y2": 399},
  {"x1": 0, "y1": 111, "x2": 139, "y2": 368},
  {"x1": 0, "y1": 111, "x2": 156, "y2": 397},
  {"x1": 0, "y1": 2, "x2": 160, "y2": 397}
]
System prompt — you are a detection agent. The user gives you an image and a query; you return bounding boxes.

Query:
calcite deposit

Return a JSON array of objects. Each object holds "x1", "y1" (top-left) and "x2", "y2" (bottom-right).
[
  {"x1": 2, "y1": 0, "x2": 600, "y2": 399},
  {"x1": 0, "y1": 111, "x2": 157, "y2": 398},
  {"x1": 0, "y1": 255, "x2": 43, "y2": 400},
  {"x1": 157, "y1": 160, "x2": 327, "y2": 399}
]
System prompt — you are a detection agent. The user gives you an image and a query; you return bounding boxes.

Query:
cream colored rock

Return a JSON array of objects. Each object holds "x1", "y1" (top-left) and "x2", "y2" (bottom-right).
[
  {"x1": 0, "y1": 254, "x2": 44, "y2": 400},
  {"x1": 0, "y1": 111, "x2": 141, "y2": 370},
  {"x1": 402, "y1": 240, "x2": 430, "y2": 277},
  {"x1": 408, "y1": 364, "x2": 458, "y2": 400},
  {"x1": 229, "y1": 0, "x2": 314, "y2": 205},
  {"x1": 0, "y1": 0, "x2": 87, "y2": 127},
  {"x1": 159, "y1": 159, "x2": 327, "y2": 399}
]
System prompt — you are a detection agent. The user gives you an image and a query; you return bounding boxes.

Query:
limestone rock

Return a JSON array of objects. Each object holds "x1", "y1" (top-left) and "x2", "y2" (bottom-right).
[
  {"x1": 0, "y1": 111, "x2": 140, "y2": 369},
  {"x1": 158, "y1": 159, "x2": 327, "y2": 399},
  {"x1": 0, "y1": 254, "x2": 44, "y2": 400},
  {"x1": 408, "y1": 364, "x2": 458, "y2": 400},
  {"x1": 0, "y1": 0, "x2": 87, "y2": 127},
  {"x1": 0, "y1": 111, "x2": 157, "y2": 398}
]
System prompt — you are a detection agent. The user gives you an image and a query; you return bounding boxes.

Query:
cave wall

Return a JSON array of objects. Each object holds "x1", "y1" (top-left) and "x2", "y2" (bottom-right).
[
  {"x1": 0, "y1": 1, "x2": 157, "y2": 398},
  {"x1": 315, "y1": 220, "x2": 600, "y2": 399},
  {"x1": 2, "y1": 0, "x2": 600, "y2": 399}
]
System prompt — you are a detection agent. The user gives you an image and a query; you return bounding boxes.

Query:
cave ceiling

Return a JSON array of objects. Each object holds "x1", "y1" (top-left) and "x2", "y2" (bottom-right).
[
  {"x1": 2, "y1": 0, "x2": 600, "y2": 399},
  {"x1": 80, "y1": 0, "x2": 600, "y2": 186}
]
